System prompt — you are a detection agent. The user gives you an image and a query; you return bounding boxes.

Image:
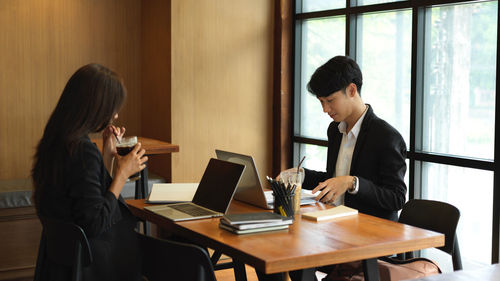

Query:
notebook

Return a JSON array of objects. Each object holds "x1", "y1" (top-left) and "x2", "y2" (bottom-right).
[
  {"x1": 302, "y1": 205, "x2": 358, "y2": 222},
  {"x1": 144, "y1": 158, "x2": 245, "y2": 221},
  {"x1": 215, "y1": 149, "x2": 316, "y2": 209}
]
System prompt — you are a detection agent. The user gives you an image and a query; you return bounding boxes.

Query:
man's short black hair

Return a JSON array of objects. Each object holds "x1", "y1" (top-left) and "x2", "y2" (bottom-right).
[{"x1": 307, "y1": 56, "x2": 363, "y2": 98}]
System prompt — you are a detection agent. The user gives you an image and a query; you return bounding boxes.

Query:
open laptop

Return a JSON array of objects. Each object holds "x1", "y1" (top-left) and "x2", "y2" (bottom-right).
[
  {"x1": 144, "y1": 158, "x2": 245, "y2": 221},
  {"x1": 215, "y1": 149, "x2": 316, "y2": 209}
]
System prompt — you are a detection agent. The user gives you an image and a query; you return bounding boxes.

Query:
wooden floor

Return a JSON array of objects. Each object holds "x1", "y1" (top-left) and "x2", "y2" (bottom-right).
[
  {"x1": 213, "y1": 262, "x2": 326, "y2": 281},
  {"x1": 214, "y1": 264, "x2": 259, "y2": 281}
]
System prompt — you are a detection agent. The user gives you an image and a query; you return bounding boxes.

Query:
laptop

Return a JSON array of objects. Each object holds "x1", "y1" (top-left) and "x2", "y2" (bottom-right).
[
  {"x1": 215, "y1": 149, "x2": 316, "y2": 209},
  {"x1": 144, "y1": 158, "x2": 245, "y2": 221}
]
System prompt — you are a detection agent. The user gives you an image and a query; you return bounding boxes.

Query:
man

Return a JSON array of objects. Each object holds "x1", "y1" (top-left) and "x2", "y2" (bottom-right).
[
  {"x1": 302, "y1": 55, "x2": 407, "y2": 222},
  {"x1": 257, "y1": 56, "x2": 407, "y2": 281}
]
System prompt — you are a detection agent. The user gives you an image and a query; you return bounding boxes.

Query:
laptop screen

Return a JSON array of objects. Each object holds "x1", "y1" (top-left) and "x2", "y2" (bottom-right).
[
  {"x1": 215, "y1": 150, "x2": 261, "y2": 193},
  {"x1": 192, "y1": 158, "x2": 245, "y2": 213}
]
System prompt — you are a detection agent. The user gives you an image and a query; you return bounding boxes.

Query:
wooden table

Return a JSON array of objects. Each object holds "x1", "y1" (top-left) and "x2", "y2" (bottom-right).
[
  {"x1": 127, "y1": 199, "x2": 444, "y2": 281},
  {"x1": 409, "y1": 263, "x2": 500, "y2": 281}
]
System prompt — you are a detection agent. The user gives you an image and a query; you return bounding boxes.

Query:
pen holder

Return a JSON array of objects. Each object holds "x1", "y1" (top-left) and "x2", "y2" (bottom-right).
[{"x1": 273, "y1": 193, "x2": 295, "y2": 220}]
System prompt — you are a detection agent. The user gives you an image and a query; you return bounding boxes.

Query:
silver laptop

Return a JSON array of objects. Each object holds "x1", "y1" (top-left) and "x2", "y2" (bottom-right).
[
  {"x1": 215, "y1": 149, "x2": 316, "y2": 209},
  {"x1": 144, "y1": 158, "x2": 245, "y2": 221}
]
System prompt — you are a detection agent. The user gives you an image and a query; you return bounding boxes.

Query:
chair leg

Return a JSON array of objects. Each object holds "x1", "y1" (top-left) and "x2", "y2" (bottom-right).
[
  {"x1": 73, "y1": 243, "x2": 83, "y2": 281},
  {"x1": 452, "y1": 237, "x2": 463, "y2": 270}
]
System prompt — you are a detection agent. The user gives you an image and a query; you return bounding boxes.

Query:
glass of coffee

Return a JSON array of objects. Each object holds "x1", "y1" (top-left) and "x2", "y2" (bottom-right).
[
  {"x1": 116, "y1": 136, "x2": 140, "y2": 181},
  {"x1": 279, "y1": 167, "x2": 305, "y2": 214}
]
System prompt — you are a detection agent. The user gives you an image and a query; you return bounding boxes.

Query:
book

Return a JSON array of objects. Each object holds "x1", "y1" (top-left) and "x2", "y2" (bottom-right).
[
  {"x1": 146, "y1": 183, "x2": 198, "y2": 203},
  {"x1": 302, "y1": 205, "x2": 358, "y2": 222},
  {"x1": 220, "y1": 217, "x2": 293, "y2": 230},
  {"x1": 221, "y1": 212, "x2": 286, "y2": 225},
  {"x1": 219, "y1": 222, "x2": 289, "y2": 235}
]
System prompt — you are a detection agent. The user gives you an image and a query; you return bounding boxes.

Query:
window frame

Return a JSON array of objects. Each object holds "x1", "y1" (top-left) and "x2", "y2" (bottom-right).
[{"x1": 292, "y1": 0, "x2": 500, "y2": 263}]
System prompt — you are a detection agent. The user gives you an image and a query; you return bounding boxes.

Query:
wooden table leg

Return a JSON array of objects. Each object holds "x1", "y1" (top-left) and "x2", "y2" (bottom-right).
[
  {"x1": 288, "y1": 268, "x2": 316, "y2": 281},
  {"x1": 135, "y1": 164, "x2": 150, "y2": 235},
  {"x1": 233, "y1": 260, "x2": 248, "y2": 281},
  {"x1": 363, "y1": 258, "x2": 380, "y2": 281}
]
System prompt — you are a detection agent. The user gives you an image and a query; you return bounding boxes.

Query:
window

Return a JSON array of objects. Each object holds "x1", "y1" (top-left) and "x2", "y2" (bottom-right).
[
  {"x1": 294, "y1": 0, "x2": 498, "y2": 270},
  {"x1": 422, "y1": 2, "x2": 497, "y2": 160}
]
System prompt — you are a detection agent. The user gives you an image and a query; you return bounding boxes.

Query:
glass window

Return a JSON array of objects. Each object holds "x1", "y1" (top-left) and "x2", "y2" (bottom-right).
[
  {"x1": 297, "y1": 17, "x2": 346, "y2": 140},
  {"x1": 356, "y1": 10, "x2": 412, "y2": 144},
  {"x1": 295, "y1": 143, "x2": 328, "y2": 171},
  {"x1": 422, "y1": 1, "x2": 497, "y2": 159},
  {"x1": 355, "y1": 0, "x2": 405, "y2": 6},
  {"x1": 300, "y1": 0, "x2": 345, "y2": 13},
  {"x1": 421, "y1": 162, "x2": 493, "y2": 271}
]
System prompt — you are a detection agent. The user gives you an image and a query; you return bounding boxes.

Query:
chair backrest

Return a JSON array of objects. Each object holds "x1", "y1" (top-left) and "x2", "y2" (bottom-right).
[
  {"x1": 35, "y1": 216, "x2": 93, "y2": 281},
  {"x1": 138, "y1": 233, "x2": 217, "y2": 281},
  {"x1": 398, "y1": 199, "x2": 462, "y2": 270}
]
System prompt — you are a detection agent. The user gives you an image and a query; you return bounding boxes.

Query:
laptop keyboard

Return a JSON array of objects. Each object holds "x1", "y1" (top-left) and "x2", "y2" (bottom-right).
[{"x1": 169, "y1": 204, "x2": 216, "y2": 217}]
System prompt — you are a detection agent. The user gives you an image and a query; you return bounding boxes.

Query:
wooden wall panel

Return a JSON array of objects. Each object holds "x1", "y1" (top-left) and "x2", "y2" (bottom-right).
[
  {"x1": 0, "y1": 207, "x2": 41, "y2": 280},
  {"x1": 0, "y1": 0, "x2": 141, "y2": 179},
  {"x1": 140, "y1": 0, "x2": 172, "y2": 181},
  {"x1": 171, "y1": 0, "x2": 274, "y2": 182}
]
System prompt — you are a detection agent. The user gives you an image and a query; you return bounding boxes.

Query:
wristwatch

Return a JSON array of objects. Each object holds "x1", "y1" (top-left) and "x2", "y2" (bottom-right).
[{"x1": 348, "y1": 176, "x2": 358, "y2": 194}]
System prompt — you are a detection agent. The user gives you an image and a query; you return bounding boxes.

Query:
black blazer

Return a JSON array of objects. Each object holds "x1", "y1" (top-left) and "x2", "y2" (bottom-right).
[
  {"x1": 37, "y1": 136, "x2": 141, "y2": 281},
  {"x1": 303, "y1": 106, "x2": 407, "y2": 221}
]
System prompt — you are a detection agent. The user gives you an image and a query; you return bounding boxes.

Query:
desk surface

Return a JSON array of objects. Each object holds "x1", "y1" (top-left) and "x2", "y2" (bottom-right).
[
  {"x1": 92, "y1": 136, "x2": 179, "y2": 155},
  {"x1": 127, "y1": 199, "x2": 444, "y2": 274}
]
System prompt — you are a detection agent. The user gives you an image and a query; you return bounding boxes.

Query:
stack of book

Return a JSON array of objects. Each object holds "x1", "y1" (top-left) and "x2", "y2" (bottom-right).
[{"x1": 219, "y1": 212, "x2": 293, "y2": 234}]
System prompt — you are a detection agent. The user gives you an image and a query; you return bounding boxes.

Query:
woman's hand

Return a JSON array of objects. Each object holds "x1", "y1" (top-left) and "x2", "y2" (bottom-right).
[
  {"x1": 108, "y1": 143, "x2": 148, "y2": 198},
  {"x1": 102, "y1": 125, "x2": 125, "y2": 175},
  {"x1": 102, "y1": 125, "x2": 125, "y2": 156},
  {"x1": 113, "y1": 142, "x2": 148, "y2": 181}
]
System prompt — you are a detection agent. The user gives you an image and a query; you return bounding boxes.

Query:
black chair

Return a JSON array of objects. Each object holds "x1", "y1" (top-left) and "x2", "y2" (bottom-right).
[
  {"x1": 138, "y1": 233, "x2": 217, "y2": 281},
  {"x1": 387, "y1": 199, "x2": 462, "y2": 271},
  {"x1": 34, "y1": 216, "x2": 93, "y2": 281}
]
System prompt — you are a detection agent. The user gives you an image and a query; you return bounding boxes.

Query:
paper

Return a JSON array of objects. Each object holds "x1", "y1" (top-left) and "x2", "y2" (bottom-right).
[
  {"x1": 302, "y1": 205, "x2": 358, "y2": 222},
  {"x1": 146, "y1": 183, "x2": 198, "y2": 203}
]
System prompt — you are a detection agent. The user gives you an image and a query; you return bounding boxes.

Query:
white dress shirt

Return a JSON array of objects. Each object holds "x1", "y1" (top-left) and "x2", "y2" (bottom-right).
[{"x1": 333, "y1": 105, "x2": 368, "y2": 206}]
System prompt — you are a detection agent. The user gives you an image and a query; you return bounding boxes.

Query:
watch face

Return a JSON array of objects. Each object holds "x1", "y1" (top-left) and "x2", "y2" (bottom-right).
[{"x1": 350, "y1": 177, "x2": 357, "y2": 193}]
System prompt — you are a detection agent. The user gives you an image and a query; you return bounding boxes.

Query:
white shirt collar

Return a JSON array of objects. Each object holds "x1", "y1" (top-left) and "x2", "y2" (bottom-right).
[{"x1": 338, "y1": 105, "x2": 369, "y2": 138}]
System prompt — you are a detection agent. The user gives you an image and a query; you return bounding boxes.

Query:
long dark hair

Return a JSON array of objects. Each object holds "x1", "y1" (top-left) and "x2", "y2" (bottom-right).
[{"x1": 32, "y1": 64, "x2": 126, "y2": 210}]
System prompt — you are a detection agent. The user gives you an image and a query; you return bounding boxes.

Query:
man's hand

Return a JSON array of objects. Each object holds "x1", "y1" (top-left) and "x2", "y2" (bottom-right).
[{"x1": 312, "y1": 176, "x2": 353, "y2": 203}]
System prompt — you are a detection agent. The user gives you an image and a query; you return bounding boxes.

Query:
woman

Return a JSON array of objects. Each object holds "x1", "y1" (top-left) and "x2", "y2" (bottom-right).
[{"x1": 32, "y1": 64, "x2": 148, "y2": 281}]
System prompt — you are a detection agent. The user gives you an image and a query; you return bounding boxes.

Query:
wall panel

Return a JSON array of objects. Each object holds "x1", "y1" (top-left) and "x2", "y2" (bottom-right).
[
  {"x1": 140, "y1": 0, "x2": 172, "y2": 181},
  {"x1": 0, "y1": 0, "x2": 141, "y2": 179},
  {"x1": 171, "y1": 0, "x2": 274, "y2": 182}
]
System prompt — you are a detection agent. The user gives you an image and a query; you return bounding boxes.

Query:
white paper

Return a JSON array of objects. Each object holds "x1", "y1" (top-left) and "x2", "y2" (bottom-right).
[{"x1": 147, "y1": 183, "x2": 199, "y2": 203}]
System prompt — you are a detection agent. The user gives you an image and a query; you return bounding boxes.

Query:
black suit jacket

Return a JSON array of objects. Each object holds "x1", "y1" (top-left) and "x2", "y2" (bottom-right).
[
  {"x1": 37, "y1": 136, "x2": 141, "y2": 281},
  {"x1": 303, "y1": 106, "x2": 407, "y2": 221}
]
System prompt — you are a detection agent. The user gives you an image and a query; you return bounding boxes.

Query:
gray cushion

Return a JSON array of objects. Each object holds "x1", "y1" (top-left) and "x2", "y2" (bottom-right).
[
  {"x1": 0, "y1": 178, "x2": 33, "y2": 208},
  {"x1": 0, "y1": 173, "x2": 166, "y2": 208},
  {"x1": 120, "y1": 173, "x2": 167, "y2": 199}
]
